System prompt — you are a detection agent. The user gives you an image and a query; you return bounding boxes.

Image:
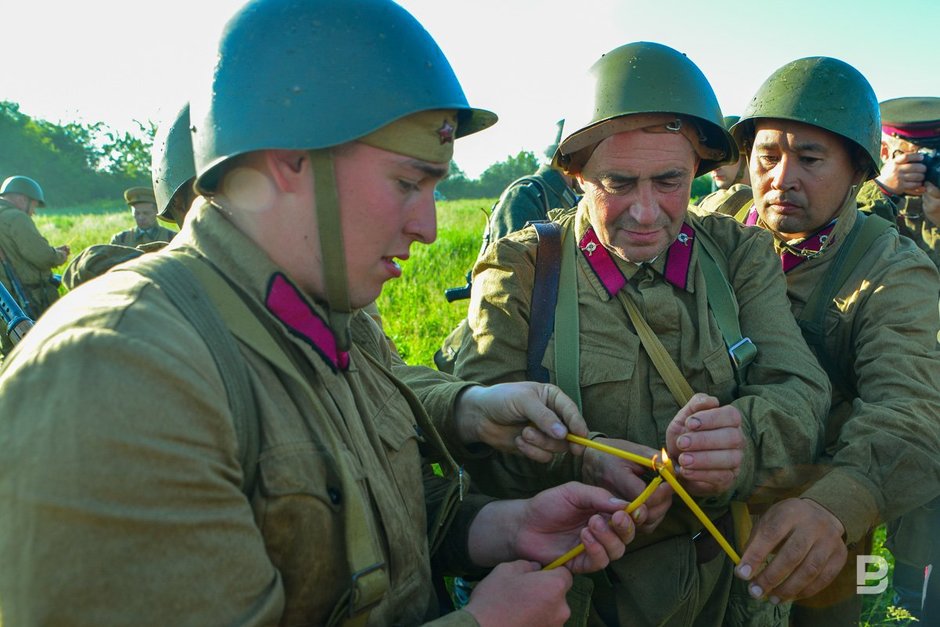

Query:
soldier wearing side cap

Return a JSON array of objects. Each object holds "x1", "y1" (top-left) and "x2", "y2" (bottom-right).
[
  {"x1": 109, "y1": 186, "x2": 177, "y2": 247},
  {"x1": 704, "y1": 57, "x2": 940, "y2": 626},
  {"x1": 448, "y1": 41, "x2": 830, "y2": 626},
  {"x1": 855, "y1": 97, "x2": 940, "y2": 271},
  {"x1": 0, "y1": 175, "x2": 70, "y2": 356},
  {"x1": 0, "y1": 2, "x2": 640, "y2": 624}
]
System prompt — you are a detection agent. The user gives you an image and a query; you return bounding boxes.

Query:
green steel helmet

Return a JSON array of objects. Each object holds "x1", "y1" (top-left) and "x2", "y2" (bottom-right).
[
  {"x1": 0, "y1": 175, "x2": 45, "y2": 207},
  {"x1": 553, "y1": 41, "x2": 736, "y2": 177},
  {"x1": 151, "y1": 102, "x2": 196, "y2": 221},
  {"x1": 722, "y1": 115, "x2": 740, "y2": 131},
  {"x1": 731, "y1": 56, "x2": 881, "y2": 179},
  {"x1": 191, "y1": 0, "x2": 497, "y2": 191}
]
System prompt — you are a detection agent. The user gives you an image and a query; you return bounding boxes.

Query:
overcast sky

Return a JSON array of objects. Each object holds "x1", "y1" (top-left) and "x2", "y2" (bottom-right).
[{"x1": 5, "y1": 0, "x2": 939, "y2": 178}]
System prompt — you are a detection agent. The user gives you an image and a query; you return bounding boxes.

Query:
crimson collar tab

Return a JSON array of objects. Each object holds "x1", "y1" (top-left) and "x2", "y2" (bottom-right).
[
  {"x1": 578, "y1": 223, "x2": 696, "y2": 296},
  {"x1": 265, "y1": 273, "x2": 350, "y2": 372},
  {"x1": 780, "y1": 223, "x2": 836, "y2": 273}
]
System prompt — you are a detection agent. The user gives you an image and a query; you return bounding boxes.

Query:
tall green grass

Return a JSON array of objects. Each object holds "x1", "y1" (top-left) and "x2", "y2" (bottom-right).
[{"x1": 32, "y1": 198, "x2": 919, "y2": 625}]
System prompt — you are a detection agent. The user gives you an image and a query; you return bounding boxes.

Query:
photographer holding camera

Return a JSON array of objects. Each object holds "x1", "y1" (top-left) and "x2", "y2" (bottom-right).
[{"x1": 859, "y1": 96, "x2": 940, "y2": 271}]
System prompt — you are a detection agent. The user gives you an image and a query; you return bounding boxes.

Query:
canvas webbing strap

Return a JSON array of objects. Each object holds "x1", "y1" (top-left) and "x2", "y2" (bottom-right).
[
  {"x1": 130, "y1": 252, "x2": 387, "y2": 626},
  {"x1": 796, "y1": 212, "x2": 893, "y2": 396},
  {"x1": 554, "y1": 221, "x2": 582, "y2": 411},
  {"x1": 527, "y1": 222, "x2": 562, "y2": 383},
  {"x1": 693, "y1": 228, "x2": 758, "y2": 384}
]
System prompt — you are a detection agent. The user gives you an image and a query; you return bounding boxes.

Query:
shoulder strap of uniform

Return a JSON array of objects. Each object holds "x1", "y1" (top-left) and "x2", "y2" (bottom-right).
[
  {"x1": 512, "y1": 175, "x2": 552, "y2": 215},
  {"x1": 119, "y1": 252, "x2": 259, "y2": 496},
  {"x1": 527, "y1": 221, "x2": 562, "y2": 382},
  {"x1": 797, "y1": 212, "x2": 894, "y2": 395},
  {"x1": 553, "y1": 219, "x2": 582, "y2": 410},
  {"x1": 693, "y1": 226, "x2": 758, "y2": 384}
]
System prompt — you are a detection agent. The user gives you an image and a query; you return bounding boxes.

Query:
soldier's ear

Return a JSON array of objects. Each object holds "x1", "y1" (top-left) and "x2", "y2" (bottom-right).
[
  {"x1": 266, "y1": 150, "x2": 310, "y2": 193},
  {"x1": 879, "y1": 141, "x2": 890, "y2": 162}
]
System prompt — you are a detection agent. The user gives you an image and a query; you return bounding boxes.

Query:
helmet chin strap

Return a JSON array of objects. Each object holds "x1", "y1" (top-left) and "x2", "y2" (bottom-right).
[{"x1": 309, "y1": 149, "x2": 353, "y2": 352}]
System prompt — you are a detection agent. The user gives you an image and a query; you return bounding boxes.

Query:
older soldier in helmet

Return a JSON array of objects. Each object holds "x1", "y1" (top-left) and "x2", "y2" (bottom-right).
[
  {"x1": 704, "y1": 57, "x2": 940, "y2": 625},
  {"x1": 0, "y1": 1, "x2": 642, "y2": 625},
  {"x1": 448, "y1": 41, "x2": 830, "y2": 626},
  {"x1": 0, "y1": 175, "x2": 69, "y2": 348}
]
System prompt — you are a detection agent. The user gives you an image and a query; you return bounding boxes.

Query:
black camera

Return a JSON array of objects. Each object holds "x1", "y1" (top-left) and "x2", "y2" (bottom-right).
[{"x1": 919, "y1": 149, "x2": 940, "y2": 188}]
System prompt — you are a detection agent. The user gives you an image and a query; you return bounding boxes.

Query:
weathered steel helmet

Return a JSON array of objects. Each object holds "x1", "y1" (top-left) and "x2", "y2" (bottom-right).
[
  {"x1": 0, "y1": 175, "x2": 45, "y2": 207},
  {"x1": 731, "y1": 57, "x2": 881, "y2": 179},
  {"x1": 151, "y1": 103, "x2": 196, "y2": 223},
  {"x1": 191, "y1": 0, "x2": 496, "y2": 190},
  {"x1": 189, "y1": 0, "x2": 496, "y2": 350},
  {"x1": 553, "y1": 41, "x2": 736, "y2": 177}
]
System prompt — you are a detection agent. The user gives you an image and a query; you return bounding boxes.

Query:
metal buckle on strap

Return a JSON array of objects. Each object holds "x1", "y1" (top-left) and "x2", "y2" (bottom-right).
[
  {"x1": 728, "y1": 337, "x2": 756, "y2": 369},
  {"x1": 349, "y1": 562, "x2": 386, "y2": 615}
]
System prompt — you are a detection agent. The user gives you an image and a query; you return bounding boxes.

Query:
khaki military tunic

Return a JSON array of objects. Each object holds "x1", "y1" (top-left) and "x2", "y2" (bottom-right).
[
  {"x1": 857, "y1": 179, "x2": 940, "y2": 271},
  {"x1": 109, "y1": 224, "x2": 177, "y2": 247},
  {"x1": 0, "y1": 200, "x2": 485, "y2": 626},
  {"x1": 452, "y1": 203, "x2": 830, "y2": 626},
  {"x1": 0, "y1": 199, "x2": 62, "y2": 316}
]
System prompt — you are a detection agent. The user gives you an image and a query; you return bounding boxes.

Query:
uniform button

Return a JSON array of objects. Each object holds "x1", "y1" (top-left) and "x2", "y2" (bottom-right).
[{"x1": 327, "y1": 487, "x2": 342, "y2": 505}]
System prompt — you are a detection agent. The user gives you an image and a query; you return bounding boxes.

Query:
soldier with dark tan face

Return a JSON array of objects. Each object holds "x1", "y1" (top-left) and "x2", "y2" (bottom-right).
[{"x1": 713, "y1": 57, "x2": 940, "y2": 626}]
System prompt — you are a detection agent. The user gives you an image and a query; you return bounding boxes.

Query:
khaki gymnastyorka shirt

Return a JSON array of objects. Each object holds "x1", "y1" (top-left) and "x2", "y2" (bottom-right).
[
  {"x1": 0, "y1": 200, "x2": 487, "y2": 626},
  {"x1": 705, "y1": 188, "x2": 940, "y2": 545},
  {"x1": 0, "y1": 199, "x2": 62, "y2": 315},
  {"x1": 451, "y1": 203, "x2": 831, "y2": 626}
]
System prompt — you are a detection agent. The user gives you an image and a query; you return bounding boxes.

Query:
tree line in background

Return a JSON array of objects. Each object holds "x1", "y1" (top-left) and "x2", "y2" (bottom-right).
[
  {"x1": 1, "y1": 100, "x2": 713, "y2": 208},
  {"x1": 0, "y1": 101, "x2": 153, "y2": 208}
]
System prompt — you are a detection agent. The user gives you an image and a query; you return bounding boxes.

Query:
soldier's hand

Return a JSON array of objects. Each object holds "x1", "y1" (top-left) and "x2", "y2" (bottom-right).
[
  {"x1": 580, "y1": 438, "x2": 672, "y2": 533},
  {"x1": 511, "y1": 482, "x2": 636, "y2": 572},
  {"x1": 735, "y1": 498, "x2": 847, "y2": 603},
  {"x1": 55, "y1": 245, "x2": 71, "y2": 262},
  {"x1": 665, "y1": 393, "x2": 745, "y2": 496},
  {"x1": 877, "y1": 151, "x2": 927, "y2": 196},
  {"x1": 454, "y1": 383, "x2": 587, "y2": 462},
  {"x1": 923, "y1": 181, "x2": 940, "y2": 227},
  {"x1": 464, "y1": 561, "x2": 572, "y2": 627}
]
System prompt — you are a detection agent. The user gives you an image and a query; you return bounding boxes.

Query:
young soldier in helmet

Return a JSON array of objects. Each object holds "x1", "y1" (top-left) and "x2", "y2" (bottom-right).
[
  {"x1": 0, "y1": 1, "x2": 642, "y2": 625},
  {"x1": 704, "y1": 57, "x2": 940, "y2": 625},
  {"x1": 447, "y1": 41, "x2": 830, "y2": 626},
  {"x1": 0, "y1": 174, "x2": 69, "y2": 354}
]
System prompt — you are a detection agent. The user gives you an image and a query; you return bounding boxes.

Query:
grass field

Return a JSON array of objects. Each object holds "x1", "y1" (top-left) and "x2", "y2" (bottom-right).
[{"x1": 33, "y1": 197, "x2": 919, "y2": 625}]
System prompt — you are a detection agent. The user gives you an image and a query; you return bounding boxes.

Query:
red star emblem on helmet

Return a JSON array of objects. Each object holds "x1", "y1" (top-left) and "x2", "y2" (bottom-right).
[{"x1": 437, "y1": 120, "x2": 455, "y2": 144}]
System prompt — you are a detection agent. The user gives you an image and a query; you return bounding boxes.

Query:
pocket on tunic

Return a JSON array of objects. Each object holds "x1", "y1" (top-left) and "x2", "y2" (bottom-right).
[{"x1": 702, "y1": 343, "x2": 736, "y2": 393}]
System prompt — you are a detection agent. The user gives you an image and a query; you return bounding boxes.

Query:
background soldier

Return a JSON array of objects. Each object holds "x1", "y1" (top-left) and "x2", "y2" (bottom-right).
[
  {"x1": 449, "y1": 41, "x2": 830, "y2": 626},
  {"x1": 62, "y1": 103, "x2": 197, "y2": 290},
  {"x1": 482, "y1": 119, "x2": 580, "y2": 249},
  {"x1": 718, "y1": 57, "x2": 940, "y2": 625},
  {"x1": 856, "y1": 96, "x2": 940, "y2": 271},
  {"x1": 709, "y1": 115, "x2": 751, "y2": 191},
  {"x1": 109, "y1": 185, "x2": 176, "y2": 246},
  {"x1": 0, "y1": 1, "x2": 638, "y2": 624},
  {"x1": 0, "y1": 174, "x2": 69, "y2": 355}
]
